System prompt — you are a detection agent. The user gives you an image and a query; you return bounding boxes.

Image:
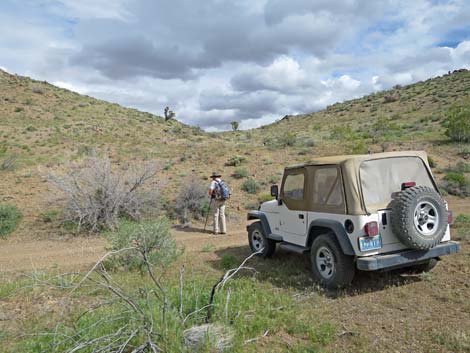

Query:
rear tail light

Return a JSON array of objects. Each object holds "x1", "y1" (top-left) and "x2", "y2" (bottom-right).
[
  {"x1": 448, "y1": 211, "x2": 453, "y2": 225},
  {"x1": 401, "y1": 182, "x2": 416, "y2": 190},
  {"x1": 364, "y1": 221, "x2": 379, "y2": 236}
]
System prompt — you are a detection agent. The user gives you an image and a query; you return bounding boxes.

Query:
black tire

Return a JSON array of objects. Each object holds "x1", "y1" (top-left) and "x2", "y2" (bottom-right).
[
  {"x1": 391, "y1": 186, "x2": 447, "y2": 250},
  {"x1": 310, "y1": 233, "x2": 355, "y2": 289},
  {"x1": 247, "y1": 222, "x2": 276, "y2": 258}
]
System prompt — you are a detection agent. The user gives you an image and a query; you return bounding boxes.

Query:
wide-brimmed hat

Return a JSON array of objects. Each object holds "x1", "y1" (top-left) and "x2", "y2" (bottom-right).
[{"x1": 210, "y1": 171, "x2": 222, "y2": 178}]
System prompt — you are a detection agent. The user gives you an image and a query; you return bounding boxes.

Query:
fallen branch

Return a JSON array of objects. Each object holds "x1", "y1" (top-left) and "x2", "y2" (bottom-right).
[
  {"x1": 206, "y1": 249, "x2": 263, "y2": 321},
  {"x1": 243, "y1": 330, "x2": 269, "y2": 345}
]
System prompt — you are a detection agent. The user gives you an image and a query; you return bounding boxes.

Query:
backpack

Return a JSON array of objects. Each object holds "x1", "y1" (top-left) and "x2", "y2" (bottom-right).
[{"x1": 215, "y1": 180, "x2": 231, "y2": 200}]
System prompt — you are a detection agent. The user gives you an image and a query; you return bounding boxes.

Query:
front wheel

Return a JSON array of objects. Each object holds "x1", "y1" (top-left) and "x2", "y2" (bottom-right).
[
  {"x1": 248, "y1": 222, "x2": 276, "y2": 258},
  {"x1": 310, "y1": 233, "x2": 355, "y2": 289}
]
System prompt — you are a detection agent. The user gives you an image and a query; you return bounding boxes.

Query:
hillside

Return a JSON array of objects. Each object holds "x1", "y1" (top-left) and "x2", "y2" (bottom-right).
[
  {"x1": 1, "y1": 68, "x2": 470, "y2": 232},
  {"x1": 1, "y1": 70, "x2": 470, "y2": 353}
]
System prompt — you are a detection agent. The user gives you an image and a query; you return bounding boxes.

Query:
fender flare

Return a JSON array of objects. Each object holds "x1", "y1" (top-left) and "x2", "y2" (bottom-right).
[
  {"x1": 307, "y1": 219, "x2": 355, "y2": 256},
  {"x1": 247, "y1": 211, "x2": 279, "y2": 240}
]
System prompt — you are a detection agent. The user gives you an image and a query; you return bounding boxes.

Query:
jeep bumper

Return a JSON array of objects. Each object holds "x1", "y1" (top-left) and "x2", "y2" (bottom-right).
[{"x1": 356, "y1": 241, "x2": 461, "y2": 271}]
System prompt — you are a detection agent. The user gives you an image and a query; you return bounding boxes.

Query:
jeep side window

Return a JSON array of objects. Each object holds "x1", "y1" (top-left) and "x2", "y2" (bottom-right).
[
  {"x1": 313, "y1": 167, "x2": 344, "y2": 206},
  {"x1": 283, "y1": 173, "x2": 304, "y2": 200}
]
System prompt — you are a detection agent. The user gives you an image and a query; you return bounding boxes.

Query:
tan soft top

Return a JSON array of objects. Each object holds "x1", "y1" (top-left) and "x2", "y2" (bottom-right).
[
  {"x1": 286, "y1": 151, "x2": 430, "y2": 168},
  {"x1": 285, "y1": 151, "x2": 432, "y2": 215}
]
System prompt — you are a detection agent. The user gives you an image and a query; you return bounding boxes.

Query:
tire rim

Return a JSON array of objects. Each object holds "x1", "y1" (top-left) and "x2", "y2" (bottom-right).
[
  {"x1": 315, "y1": 246, "x2": 335, "y2": 279},
  {"x1": 251, "y1": 229, "x2": 265, "y2": 251},
  {"x1": 413, "y1": 201, "x2": 439, "y2": 236}
]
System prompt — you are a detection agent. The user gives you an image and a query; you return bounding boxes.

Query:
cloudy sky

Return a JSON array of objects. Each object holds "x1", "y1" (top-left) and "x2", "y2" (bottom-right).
[{"x1": 1, "y1": 0, "x2": 469, "y2": 130}]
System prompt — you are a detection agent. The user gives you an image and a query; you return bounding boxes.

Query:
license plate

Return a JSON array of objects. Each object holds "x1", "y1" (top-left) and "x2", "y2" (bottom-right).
[{"x1": 359, "y1": 235, "x2": 382, "y2": 252}]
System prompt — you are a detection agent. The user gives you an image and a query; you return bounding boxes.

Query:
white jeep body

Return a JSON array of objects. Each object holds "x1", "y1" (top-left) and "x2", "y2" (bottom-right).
[
  {"x1": 259, "y1": 200, "x2": 451, "y2": 256},
  {"x1": 247, "y1": 151, "x2": 460, "y2": 274}
]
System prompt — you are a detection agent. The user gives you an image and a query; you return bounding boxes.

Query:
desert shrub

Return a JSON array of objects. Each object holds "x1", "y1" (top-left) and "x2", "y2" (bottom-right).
[
  {"x1": 267, "y1": 175, "x2": 279, "y2": 185},
  {"x1": 257, "y1": 192, "x2": 274, "y2": 203},
  {"x1": 105, "y1": 218, "x2": 180, "y2": 271},
  {"x1": 175, "y1": 177, "x2": 208, "y2": 224},
  {"x1": 0, "y1": 204, "x2": 22, "y2": 238},
  {"x1": 452, "y1": 214, "x2": 470, "y2": 240},
  {"x1": 329, "y1": 125, "x2": 357, "y2": 140},
  {"x1": 458, "y1": 147, "x2": 470, "y2": 159},
  {"x1": 454, "y1": 161, "x2": 470, "y2": 173},
  {"x1": 369, "y1": 117, "x2": 402, "y2": 139},
  {"x1": 383, "y1": 94, "x2": 399, "y2": 103},
  {"x1": 0, "y1": 153, "x2": 17, "y2": 171},
  {"x1": 350, "y1": 141, "x2": 368, "y2": 154},
  {"x1": 225, "y1": 155, "x2": 246, "y2": 167},
  {"x1": 277, "y1": 131, "x2": 297, "y2": 147},
  {"x1": 242, "y1": 179, "x2": 260, "y2": 194},
  {"x1": 232, "y1": 168, "x2": 248, "y2": 179},
  {"x1": 49, "y1": 156, "x2": 159, "y2": 232},
  {"x1": 244, "y1": 201, "x2": 259, "y2": 210},
  {"x1": 40, "y1": 209, "x2": 60, "y2": 223},
  {"x1": 444, "y1": 106, "x2": 470, "y2": 142},
  {"x1": 301, "y1": 138, "x2": 315, "y2": 147},
  {"x1": 428, "y1": 156, "x2": 436, "y2": 168},
  {"x1": 440, "y1": 172, "x2": 470, "y2": 197}
]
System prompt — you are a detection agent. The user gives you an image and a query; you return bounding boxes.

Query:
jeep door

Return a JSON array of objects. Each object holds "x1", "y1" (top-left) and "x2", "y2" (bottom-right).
[{"x1": 279, "y1": 168, "x2": 308, "y2": 244}]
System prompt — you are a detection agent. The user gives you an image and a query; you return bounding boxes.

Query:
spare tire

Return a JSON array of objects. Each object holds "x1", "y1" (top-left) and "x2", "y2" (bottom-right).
[{"x1": 391, "y1": 186, "x2": 447, "y2": 250}]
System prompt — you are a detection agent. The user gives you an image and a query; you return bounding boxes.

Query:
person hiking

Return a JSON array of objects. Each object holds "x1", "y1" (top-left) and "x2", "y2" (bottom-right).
[{"x1": 208, "y1": 172, "x2": 228, "y2": 235}]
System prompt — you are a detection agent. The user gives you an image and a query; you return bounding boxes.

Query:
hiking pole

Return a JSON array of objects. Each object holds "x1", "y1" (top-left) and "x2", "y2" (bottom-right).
[{"x1": 204, "y1": 197, "x2": 213, "y2": 231}]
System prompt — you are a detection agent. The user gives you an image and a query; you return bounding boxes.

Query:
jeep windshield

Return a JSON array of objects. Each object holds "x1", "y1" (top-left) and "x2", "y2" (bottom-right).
[{"x1": 359, "y1": 156, "x2": 435, "y2": 211}]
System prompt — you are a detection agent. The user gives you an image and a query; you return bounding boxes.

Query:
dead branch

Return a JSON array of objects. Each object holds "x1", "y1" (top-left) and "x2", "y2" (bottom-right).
[
  {"x1": 206, "y1": 249, "x2": 262, "y2": 321},
  {"x1": 243, "y1": 330, "x2": 269, "y2": 345}
]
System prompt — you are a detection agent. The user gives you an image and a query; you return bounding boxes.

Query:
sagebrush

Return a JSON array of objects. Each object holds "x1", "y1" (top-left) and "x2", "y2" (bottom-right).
[
  {"x1": 0, "y1": 204, "x2": 22, "y2": 238},
  {"x1": 175, "y1": 177, "x2": 208, "y2": 224},
  {"x1": 49, "y1": 156, "x2": 159, "y2": 232}
]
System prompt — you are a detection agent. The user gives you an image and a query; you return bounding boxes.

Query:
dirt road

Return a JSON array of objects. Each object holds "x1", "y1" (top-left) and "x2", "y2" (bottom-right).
[{"x1": 0, "y1": 225, "x2": 248, "y2": 273}]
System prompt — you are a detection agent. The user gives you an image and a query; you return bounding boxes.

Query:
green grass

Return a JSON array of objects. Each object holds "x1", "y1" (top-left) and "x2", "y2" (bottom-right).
[
  {"x1": 9, "y1": 268, "x2": 339, "y2": 353},
  {"x1": 0, "y1": 203, "x2": 22, "y2": 238}
]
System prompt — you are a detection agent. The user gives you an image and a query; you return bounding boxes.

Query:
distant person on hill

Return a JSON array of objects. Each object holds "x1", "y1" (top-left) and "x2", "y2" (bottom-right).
[{"x1": 208, "y1": 172, "x2": 228, "y2": 235}]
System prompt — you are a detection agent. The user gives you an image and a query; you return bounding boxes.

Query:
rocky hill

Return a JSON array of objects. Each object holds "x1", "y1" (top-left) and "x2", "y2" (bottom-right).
[{"x1": 1, "y1": 68, "x2": 469, "y2": 234}]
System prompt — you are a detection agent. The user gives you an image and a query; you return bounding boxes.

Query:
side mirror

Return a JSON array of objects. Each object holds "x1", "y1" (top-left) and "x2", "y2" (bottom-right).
[{"x1": 270, "y1": 185, "x2": 279, "y2": 199}]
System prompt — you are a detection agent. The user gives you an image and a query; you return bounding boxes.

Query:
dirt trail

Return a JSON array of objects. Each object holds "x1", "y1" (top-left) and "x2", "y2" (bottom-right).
[
  {"x1": 0, "y1": 195, "x2": 466, "y2": 274},
  {"x1": 0, "y1": 226, "x2": 248, "y2": 273}
]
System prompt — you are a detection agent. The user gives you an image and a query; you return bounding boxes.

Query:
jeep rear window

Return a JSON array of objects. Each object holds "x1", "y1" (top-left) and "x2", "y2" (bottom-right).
[{"x1": 360, "y1": 157, "x2": 435, "y2": 210}]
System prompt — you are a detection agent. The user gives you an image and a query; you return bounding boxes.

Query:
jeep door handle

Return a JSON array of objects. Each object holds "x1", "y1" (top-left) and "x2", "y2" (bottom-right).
[{"x1": 298, "y1": 214, "x2": 304, "y2": 219}]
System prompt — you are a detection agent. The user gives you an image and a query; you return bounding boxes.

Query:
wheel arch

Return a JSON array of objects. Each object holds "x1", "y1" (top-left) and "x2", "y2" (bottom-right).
[
  {"x1": 247, "y1": 211, "x2": 272, "y2": 238},
  {"x1": 306, "y1": 219, "x2": 355, "y2": 256}
]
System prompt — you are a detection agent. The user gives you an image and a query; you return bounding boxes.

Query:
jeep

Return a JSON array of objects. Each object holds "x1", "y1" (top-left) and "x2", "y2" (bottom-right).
[{"x1": 246, "y1": 151, "x2": 460, "y2": 288}]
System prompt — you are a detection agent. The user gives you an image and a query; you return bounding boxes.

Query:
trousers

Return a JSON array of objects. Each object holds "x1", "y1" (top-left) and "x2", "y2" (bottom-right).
[{"x1": 213, "y1": 199, "x2": 226, "y2": 233}]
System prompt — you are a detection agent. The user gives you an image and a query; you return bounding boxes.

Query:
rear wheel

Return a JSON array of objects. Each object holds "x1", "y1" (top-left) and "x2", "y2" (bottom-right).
[
  {"x1": 310, "y1": 233, "x2": 355, "y2": 289},
  {"x1": 247, "y1": 222, "x2": 276, "y2": 258}
]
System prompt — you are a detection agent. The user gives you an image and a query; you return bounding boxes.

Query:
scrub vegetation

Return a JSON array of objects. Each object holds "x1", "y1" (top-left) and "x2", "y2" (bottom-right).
[
  {"x1": 0, "y1": 203, "x2": 21, "y2": 238},
  {"x1": 0, "y1": 68, "x2": 469, "y2": 352}
]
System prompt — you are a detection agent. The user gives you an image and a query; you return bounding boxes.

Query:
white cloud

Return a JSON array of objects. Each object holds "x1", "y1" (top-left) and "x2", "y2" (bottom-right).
[
  {"x1": 450, "y1": 40, "x2": 470, "y2": 69},
  {"x1": 0, "y1": 0, "x2": 469, "y2": 130},
  {"x1": 51, "y1": 0, "x2": 133, "y2": 21}
]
